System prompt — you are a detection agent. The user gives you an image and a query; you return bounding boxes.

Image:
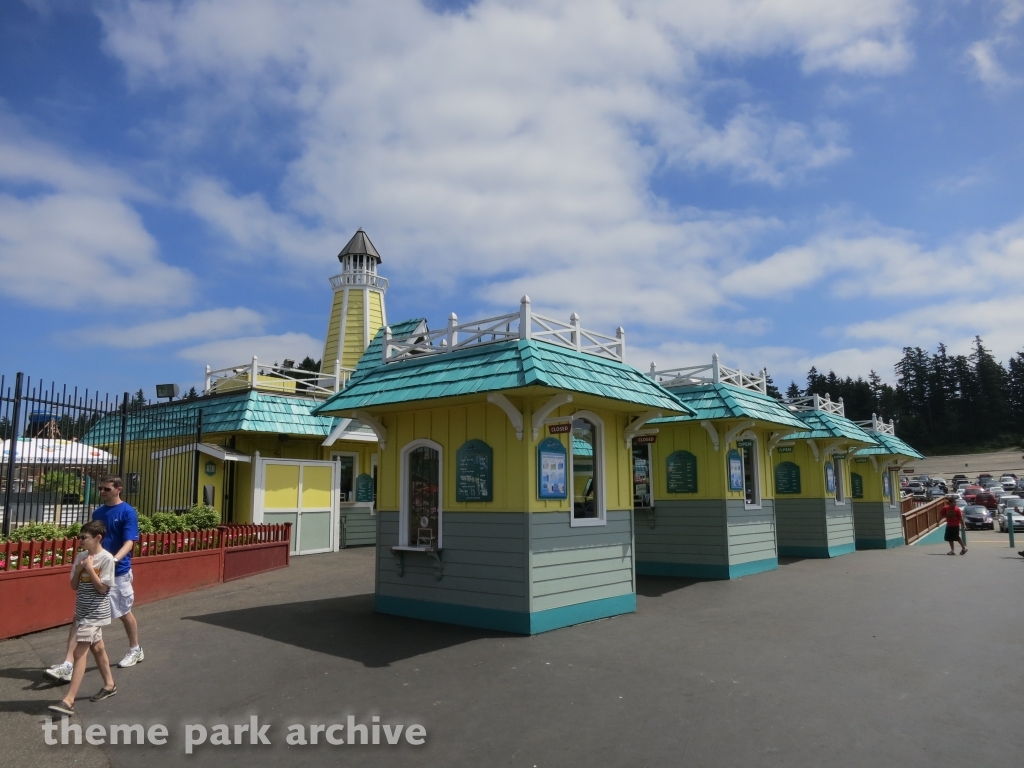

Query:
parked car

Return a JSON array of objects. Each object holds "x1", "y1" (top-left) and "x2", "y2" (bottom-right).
[
  {"x1": 964, "y1": 505, "x2": 994, "y2": 530},
  {"x1": 952, "y1": 474, "x2": 969, "y2": 483},
  {"x1": 978, "y1": 473, "x2": 993, "y2": 485},
  {"x1": 974, "y1": 492, "x2": 999, "y2": 510},
  {"x1": 999, "y1": 509, "x2": 1024, "y2": 532},
  {"x1": 927, "y1": 486, "x2": 946, "y2": 500},
  {"x1": 1001, "y1": 475, "x2": 1018, "y2": 491},
  {"x1": 954, "y1": 498, "x2": 969, "y2": 510},
  {"x1": 999, "y1": 496, "x2": 1024, "y2": 515},
  {"x1": 931, "y1": 477, "x2": 947, "y2": 488},
  {"x1": 963, "y1": 485, "x2": 984, "y2": 501}
]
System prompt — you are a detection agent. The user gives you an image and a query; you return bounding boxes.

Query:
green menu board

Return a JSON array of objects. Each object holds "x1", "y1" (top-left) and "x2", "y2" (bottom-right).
[
  {"x1": 666, "y1": 450, "x2": 698, "y2": 494},
  {"x1": 355, "y1": 473, "x2": 375, "y2": 503},
  {"x1": 850, "y1": 472, "x2": 864, "y2": 499},
  {"x1": 775, "y1": 461, "x2": 801, "y2": 495},
  {"x1": 456, "y1": 439, "x2": 493, "y2": 502}
]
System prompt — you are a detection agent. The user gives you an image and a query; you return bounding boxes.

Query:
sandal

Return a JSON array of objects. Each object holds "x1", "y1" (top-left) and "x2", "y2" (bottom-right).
[
  {"x1": 947, "y1": 551, "x2": 956, "y2": 555},
  {"x1": 960, "y1": 549, "x2": 967, "y2": 555}
]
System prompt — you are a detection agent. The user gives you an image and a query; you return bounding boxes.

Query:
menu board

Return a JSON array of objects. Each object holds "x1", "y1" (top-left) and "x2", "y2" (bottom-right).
[
  {"x1": 825, "y1": 460, "x2": 836, "y2": 493},
  {"x1": 456, "y1": 439, "x2": 493, "y2": 502},
  {"x1": 355, "y1": 473, "x2": 375, "y2": 503},
  {"x1": 882, "y1": 473, "x2": 891, "y2": 500},
  {"x1": 775, "y1": 461, "x2": 801, "y2": 495},
  {"x1": 665, "y1": 450, "x2": 697, "y2": 494},
  {"x1": 850, "y1": 472, "x2": 864, "y2": 499},
  {"x1": 537, "y1": 437, "x2": 567, "y2": 500},
  {"x1": 728, "y1": 450, "x2": 744, "y2": 491}
]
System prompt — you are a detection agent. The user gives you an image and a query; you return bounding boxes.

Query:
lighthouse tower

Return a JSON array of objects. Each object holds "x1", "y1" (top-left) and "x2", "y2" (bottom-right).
[{"x1": 322, "y1": 228, "x2": 388, "y2": 378}]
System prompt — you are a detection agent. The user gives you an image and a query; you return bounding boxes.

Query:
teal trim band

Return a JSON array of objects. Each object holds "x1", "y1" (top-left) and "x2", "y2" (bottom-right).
[
  {"x1": 911, "y1": 526, "x2": 948, "y2": 546},
  {"x1": 637, "y1": 561, "x2": 729, "y2": 579},
  {"x1": 636, "y1": 558, "x2": 777, "y2": 580},
  {"x1": 374, "y1": 593, "x2": 636, "y2": 635},
  {"x1": 827, "y1": 542, "x2": 856, "y2": 557},
  {"x1": 728, "y1": 557, "x2": 778, "y2": 578},
  {"x1": 529, "y1": 594, "x2": 636, "y2": 634},
  {"x1": 856, "y1": 536, "x2": 905, "y2": 550}
]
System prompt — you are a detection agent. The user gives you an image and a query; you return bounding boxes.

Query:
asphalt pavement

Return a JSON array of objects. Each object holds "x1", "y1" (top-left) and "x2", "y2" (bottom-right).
[{"x1": 2, "y1": 539, "x2": 1023, "y2": 768}]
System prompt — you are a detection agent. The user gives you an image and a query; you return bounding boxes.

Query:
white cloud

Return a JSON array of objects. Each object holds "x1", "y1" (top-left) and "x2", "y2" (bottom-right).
[
  {"x1": 0, "y1": 113, "x2": 191, "y2": 308},
  {"x1": 965, "y1": 40, "x2": 1020, "y2": 88},
  {"x1": 178, "y1": 332, "x2": 323, "y2": 369},
  {"x1": 78, "y1": 308, "x2": 265, "y2": 348},
  {"x1": 91, "y1": 0, "x2": 915, "y2": 328}
]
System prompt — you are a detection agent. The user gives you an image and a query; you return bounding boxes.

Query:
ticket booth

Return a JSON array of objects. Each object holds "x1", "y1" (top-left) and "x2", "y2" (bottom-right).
[
  {"x1": 849, "y1": 415, "x2": 923, "y2": 549},
  {"x1": 772, "y1": 395, "x2": 877, "y2": 558},
  {"x1": 313, "y1": 297, "x2": 691, "y2": 634},
  {"x1": 637, "y1": 357, "x2": 807, "y2": 579}
]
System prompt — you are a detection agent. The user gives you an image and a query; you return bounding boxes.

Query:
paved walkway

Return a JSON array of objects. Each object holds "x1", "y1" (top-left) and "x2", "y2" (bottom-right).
[{"x1": 2, "y1": 539, "x2": 1022, "y2": 768}]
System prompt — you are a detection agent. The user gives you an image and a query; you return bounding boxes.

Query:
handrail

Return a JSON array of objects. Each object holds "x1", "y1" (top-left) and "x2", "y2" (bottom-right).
[
  {"x1": 647, "y1": 353, "x2": 767, "y2": 394},
  {"x1": 329, "y1": 271, "x2": 389, "y2": 291},
  {"x1": 785, "y1": 393, "x2": 845, "y2": 416},
  {"x1": 901, "y1": 496, "x2": 948, "y2": 544},
  {"x1": 205, "y1": 357, "x2": 355, "y2": 398},
  {"x1": 854, "y1": 413, "x2": 896, "y2": 435},
  {"x1": 381, "y1": 296, "x2": 626, "y2": 364}
]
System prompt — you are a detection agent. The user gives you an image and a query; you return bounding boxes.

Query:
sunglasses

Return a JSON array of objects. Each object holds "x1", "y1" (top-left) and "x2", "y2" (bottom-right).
[
  {"x1": 98, "y1": 487, "x2": 116, "y2": 493},
  {"x1": 78, "y1": 534, "x2": 95, "y2": 540}
]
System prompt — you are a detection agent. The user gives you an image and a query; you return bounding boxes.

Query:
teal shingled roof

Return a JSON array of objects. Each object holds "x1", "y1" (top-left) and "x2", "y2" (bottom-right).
[
  {"x1": 353, "y1": 318, "x2": 427, "y2": 379},
  {"x1": 781, "y1": 409, "x2": 877, "y2": 444},
  {"x1": 854, "y1": 431, "x2": 924, "y2": 459},
  {"x1": 84, "y1": 390, "x2": 336, "y2": 443},
  {"x1": 313, "y1": 339, "x2": 695, "y2": 416},
  {"x1": 649, "y1": 383, "x2": 806, "y2": 428}
]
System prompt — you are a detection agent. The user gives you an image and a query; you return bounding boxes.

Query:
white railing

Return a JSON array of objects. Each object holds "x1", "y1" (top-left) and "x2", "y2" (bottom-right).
[
  {"x1": 786, "y1": 393, "x2": 845, "y2": 416},
  {"x1": 381, "y1": 296, "x2": 626, "y2": 364},
  {"x1": 855, "y1": 413, "x2": 895, "y2": 435},
  {"x1": 205, "y1": 357, "x2": 355, "y2": 398},
  {"x1": 329, "y1": 271, "x2": 389, "y2": 292},
  {"x1": 646, "y1": 354, "x2": 767, "y2": 394}
]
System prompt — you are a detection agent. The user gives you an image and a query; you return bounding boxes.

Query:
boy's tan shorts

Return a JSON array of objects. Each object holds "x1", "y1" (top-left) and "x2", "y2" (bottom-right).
[{"x1": 75, "y1": 624, "x2": 103, "y2": 644}]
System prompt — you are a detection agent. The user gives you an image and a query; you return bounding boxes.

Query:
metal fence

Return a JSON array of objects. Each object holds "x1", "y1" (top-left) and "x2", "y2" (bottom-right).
[{"x1": 1, "y1": 372, "x2": 202, "y2": 536}]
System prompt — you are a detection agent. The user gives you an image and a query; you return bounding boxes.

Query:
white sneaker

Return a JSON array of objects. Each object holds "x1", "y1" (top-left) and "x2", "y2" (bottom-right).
[
  {"x1": 44, "y1": 663, "x2": 72, "y2": 683},
  {"x1": 117, "y1": 648, "x2": 144, "y2": 668}
]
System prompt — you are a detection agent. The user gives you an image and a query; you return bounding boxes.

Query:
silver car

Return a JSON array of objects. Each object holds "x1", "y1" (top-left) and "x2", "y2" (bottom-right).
[
  {"x1": 999, "y1": 509, "x2": 1024, "y2": 532},
  {"x1": 963, "y1": 504, "x2": 994, "y2": 530}
]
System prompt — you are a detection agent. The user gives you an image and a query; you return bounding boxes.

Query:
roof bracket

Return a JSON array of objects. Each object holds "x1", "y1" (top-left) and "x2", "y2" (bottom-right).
[
  {"x1": 624, "y1": 411, "x2": 663, "y2": 449},
  {"x1": 532, "y1": 393, "x2": 573, "y2": 441},
  {"x1": 722, "y1": 420, "x2": 756, "y2": 449},
  {"x1": 487, "y1": 393, "x2": 524, "y2": 441},
  {"x1": 700, "y1": 420, "x2": 720, "y2": 451},
  {"x1": 767, "y1": 431, "x2": 785, "y2": 457},
  {"x1": 351, "y1": 410, "x2": 387, "y2": 451},
  {"x1": 322, "y1": 418, "x2": 353, "y2": 447},
  {"x1": 869, "y1": 455, "x2": 878, "y2": 472},
  {"x1": 806, "y1": 439, "x2": 819, "y2": 462}
]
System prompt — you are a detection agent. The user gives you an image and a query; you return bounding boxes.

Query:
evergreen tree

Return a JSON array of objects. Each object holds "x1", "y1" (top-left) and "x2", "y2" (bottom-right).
[
  {"x1": 131, "y1": 388, "x2": 147, "y2": 407},
  {"x1": 1007, "y1": 352, "x2": 1024, "y2": 433},
  {"x1": 764, "y1": 371, "x2": 782, "y2": 400},
  {"x1": 298, "y1": 356, "x2": 321, "y2": 373},
  {"x1": 785, "y1": 382, "x2": 801, "y2": 400},
  {"x1": 183, "y1": 387, "x2": 199, "y2": 400}
]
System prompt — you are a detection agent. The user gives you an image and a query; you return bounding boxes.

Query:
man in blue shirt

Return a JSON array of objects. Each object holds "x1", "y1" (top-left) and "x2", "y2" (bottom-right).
[{"x1": 45, "y1": 475, "x2": 145, "y2": 682}]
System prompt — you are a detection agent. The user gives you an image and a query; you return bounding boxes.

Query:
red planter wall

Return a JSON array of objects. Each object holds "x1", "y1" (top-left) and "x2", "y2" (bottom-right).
[{"x1": 0, "y1": 529, "x2": 291, "y2": 640}]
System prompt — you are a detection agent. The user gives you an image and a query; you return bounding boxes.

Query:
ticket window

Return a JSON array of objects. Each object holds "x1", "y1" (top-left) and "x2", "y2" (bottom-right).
[
  {"x1": 632, "y1": 440, "x2": 652, "y2": 510},
  {"x1": 740, "y1": 440, "x2": 761, "y2": 508},
  {"x1": 332, "y1": 452, "x2": 357, "y2": 502}
]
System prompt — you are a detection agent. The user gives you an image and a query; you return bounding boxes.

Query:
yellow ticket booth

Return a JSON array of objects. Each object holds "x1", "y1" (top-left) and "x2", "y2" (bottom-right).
[
  {"x1": 313, "y1": 297, "x2": 692, "y2": 634},
  {"x1": 638, "y1": 357, "x2": 807, "y2": 579},
  {"x1": 772, "y1": 395, "x2": 877, "y2": 558},
  {"x1": 849, "y1": 414, "x2": 923, "y2": 549}
]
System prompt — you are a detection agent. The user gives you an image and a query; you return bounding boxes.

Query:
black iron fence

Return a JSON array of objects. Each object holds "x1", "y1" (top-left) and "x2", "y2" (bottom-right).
[{"x1": 1, "y1": 373, "x2": 202, "y2": 536}]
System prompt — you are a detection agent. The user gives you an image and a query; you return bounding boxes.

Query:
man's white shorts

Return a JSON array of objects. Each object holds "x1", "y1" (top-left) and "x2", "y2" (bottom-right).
[{"x1": 109, "y1": 570, "x2": 135, "y2": 619}]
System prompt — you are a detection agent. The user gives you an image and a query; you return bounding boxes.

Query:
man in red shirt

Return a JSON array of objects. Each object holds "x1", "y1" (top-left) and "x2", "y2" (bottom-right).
[{"x1": 941, "y1": 496, "x2": 966, "y2": 555}]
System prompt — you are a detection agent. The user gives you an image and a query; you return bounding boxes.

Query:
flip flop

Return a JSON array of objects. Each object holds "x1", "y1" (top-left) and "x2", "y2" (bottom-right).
[
  {"x1": 947, "y1": 551, "x2": 956, "y2": 555},
  {"x1": 960, "y1": 549, "x2": 967, "y2": 555}
]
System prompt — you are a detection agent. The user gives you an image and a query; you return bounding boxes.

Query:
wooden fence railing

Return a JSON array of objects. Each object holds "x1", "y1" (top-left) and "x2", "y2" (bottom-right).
[{"x1": 902, "y1": 497, "x2": 948, "y2": 544}]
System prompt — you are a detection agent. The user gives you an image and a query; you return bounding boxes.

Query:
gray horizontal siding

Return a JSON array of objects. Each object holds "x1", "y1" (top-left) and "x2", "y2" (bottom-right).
[
  {"x1": 529, "y1": 511, "x2": 634, "y2": 613},
  {"x1": 852, "y1": 502, "x2": 885, "y2": 541},
  {"x1": 727, "y1": 499, "x2": 777, "y2": 565},
  {"x1": 340, "y1": 505, "x2": 376, "y2": 547},
  {"x1": 883, "y1": 509, "x2": 903, "y2": 541},
  {"x1": 825, "y1": 500, "x2": 856, "y2": 548},
  {"x1": 775, "y1": 498, "x2": 827, "y2": 550},
  {"x1": 377, "y1": 511, "x2": 527, "y2": 613},
  {"x1": 635, "y1": 499, "x2": 727, "y2": 566}
]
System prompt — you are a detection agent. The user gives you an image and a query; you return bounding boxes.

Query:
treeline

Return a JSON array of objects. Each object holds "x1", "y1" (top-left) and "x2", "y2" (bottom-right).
[{"x1": 773, "y1": 337, "x2": 1024, "y2": 454}]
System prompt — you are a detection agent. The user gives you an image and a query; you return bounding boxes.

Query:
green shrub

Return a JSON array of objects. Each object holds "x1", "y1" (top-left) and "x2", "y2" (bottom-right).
[
  {"x1": 8, "y1": 522, "x2": 65, "y2": 542},
  {"x1": 150, "y1": 512, "x2": 187, "y2": 533},
  {"x1": 184, "y1": 503, "x2": 221, "y2": 530},
  {"x1": 137, "y1": 515, "x2": 155, "y2": 534},
  {"x1": 38, "y1": 469, "x2": 84, "y2": 501}
]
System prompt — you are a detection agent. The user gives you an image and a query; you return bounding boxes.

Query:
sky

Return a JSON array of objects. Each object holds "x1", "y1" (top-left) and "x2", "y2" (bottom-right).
[{"x1": 1, "y1": 0, "x2": 1023, "y2": 399}]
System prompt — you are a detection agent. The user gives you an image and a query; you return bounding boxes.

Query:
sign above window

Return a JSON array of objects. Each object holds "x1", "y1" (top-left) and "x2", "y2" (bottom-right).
[
  {"x1": 633, "y1": 435, "x2": 657, "y2": 444},
  {"x1": 548, "y1": 423, "x2": 572, "y2": 435}
]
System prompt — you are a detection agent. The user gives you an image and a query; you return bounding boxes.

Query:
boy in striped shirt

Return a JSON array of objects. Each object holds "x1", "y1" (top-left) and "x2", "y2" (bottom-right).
[{"x1": 48, "y1": 520, "x2": 117, "y2": 717}]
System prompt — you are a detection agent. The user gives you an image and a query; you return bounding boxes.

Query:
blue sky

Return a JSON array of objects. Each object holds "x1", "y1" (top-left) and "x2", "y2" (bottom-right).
[{"x1": 2, "y1": 0, "x2": 1023, "y2": 398}]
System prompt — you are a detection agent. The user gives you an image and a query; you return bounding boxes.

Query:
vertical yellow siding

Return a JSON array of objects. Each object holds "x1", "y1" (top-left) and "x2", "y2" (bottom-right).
[
  {"x1": 321, "y1": 290, "x2": 346, "y2": 375},
  {"x1": 340, "y1": 289, "x2": 365, "y2": 369},
  {"x1": 367, "y1": 289, "x2": 384, "y2": 347}
]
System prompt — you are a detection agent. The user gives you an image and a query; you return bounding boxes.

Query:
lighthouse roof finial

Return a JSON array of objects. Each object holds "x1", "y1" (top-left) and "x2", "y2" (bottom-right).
[{"x1": 337, "y1": 228, "x2": 382, "y2": 263}]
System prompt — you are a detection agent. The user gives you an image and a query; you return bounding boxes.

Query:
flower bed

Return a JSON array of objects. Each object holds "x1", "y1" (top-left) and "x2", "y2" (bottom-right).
[{"x1": 0, "y1": 523, "x2": 291, "y2": 640}]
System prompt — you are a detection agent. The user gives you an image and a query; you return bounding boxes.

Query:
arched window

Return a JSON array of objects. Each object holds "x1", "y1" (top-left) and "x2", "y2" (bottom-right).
[
  {"x1": 400, "y1": 440, "x2": 442, "y2": 548},
  {"x1": 570, "y1": 413, "x2": 605, "y2": 526}
]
